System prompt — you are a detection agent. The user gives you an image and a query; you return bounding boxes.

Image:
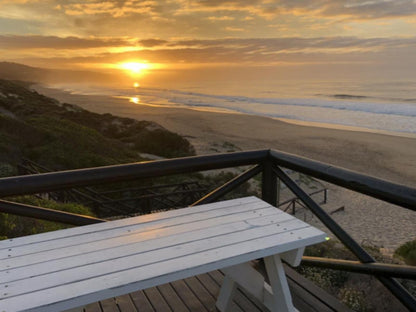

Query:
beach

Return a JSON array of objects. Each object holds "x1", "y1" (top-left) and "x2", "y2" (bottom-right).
[{"x1": 36, "y1": 85, "x2": 416, "y2": 253}]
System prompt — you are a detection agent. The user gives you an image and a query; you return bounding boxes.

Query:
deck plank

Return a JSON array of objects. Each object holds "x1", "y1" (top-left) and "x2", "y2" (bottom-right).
[
  {"x1": 157, "y1": 283, "x2": 189, "y2": 312},
  {"x1": 115, "y1": 294, "x2": 138, "y2": 312},
  {"x1": 99, "y1": 298, "x2": 119, "y2": 312},
  {"x1": 195, "y1": 273, "x2": 220, "y2": 299},
  {"x1": 84, "y1": 301, "x2": 102, "y2": 312},
  {"x1": 183, "y1": 276, "x2": 216, "y2": 311},
  {"x1": 144, "y1": 287, "x2": 172, "y2": 311},
  {"x1": 98, "y1": 268, "x2": 348, "y2": 312},
  {"x1": 129, "y1": 290, "x2": 154, "y2": 312},
  {"x1": 171, "y1": 279, "x2": 208, "y2": 312},
  {"x1": 285, "y1": 265, "x2": 351, "y2": 312}
]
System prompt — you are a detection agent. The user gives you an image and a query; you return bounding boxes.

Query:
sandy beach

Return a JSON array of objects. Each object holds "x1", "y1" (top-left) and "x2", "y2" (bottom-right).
[{"x1": 36, "y1": 86, "x2": 416, "y2": 253}]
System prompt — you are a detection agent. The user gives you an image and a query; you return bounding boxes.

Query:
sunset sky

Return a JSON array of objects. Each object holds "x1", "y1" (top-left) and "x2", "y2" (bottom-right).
[{"x1": 1, "y1": 0, "x2": 416, "y2": 80}]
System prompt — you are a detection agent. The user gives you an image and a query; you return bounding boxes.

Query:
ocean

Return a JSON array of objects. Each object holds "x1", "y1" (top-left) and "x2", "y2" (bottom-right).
[{"x1": 50, "y1": 71, "x2": 416, "y2": 136}]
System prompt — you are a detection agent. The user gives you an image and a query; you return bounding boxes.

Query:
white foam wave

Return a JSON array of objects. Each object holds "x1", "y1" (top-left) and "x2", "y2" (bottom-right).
[{"x1": 130, "y1": 87, "x2": 416, "y2": 134}]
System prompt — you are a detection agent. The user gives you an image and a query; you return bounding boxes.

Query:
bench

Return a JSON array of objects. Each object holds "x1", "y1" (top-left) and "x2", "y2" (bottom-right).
[{"x1": 0, "y1": 196, "x2": 327, "y2": 312}]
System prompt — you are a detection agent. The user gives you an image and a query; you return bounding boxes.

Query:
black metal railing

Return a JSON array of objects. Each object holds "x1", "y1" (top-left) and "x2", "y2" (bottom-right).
[{"x1": 0, "y1": 149, "x2": 415, "y2": 311}]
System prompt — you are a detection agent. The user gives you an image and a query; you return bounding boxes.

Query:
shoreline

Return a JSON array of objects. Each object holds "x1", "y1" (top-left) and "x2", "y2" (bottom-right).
[
  {"x1": 36, "y1": 84, "x2": 416, "y2": 140},
  {"x1": 34, "y1": 84, "x2": 416, "y2": 252},
  {"x1": 119, "y1": 95, "x2": 416, "y2": 140}
]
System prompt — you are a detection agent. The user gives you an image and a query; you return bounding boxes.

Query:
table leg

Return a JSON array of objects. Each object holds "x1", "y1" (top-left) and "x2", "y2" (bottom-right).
[
  {"x1": 217, "y1": 249, "x2": 303, "y2": 312},
  {"x1": 216, "y1": 275, "x2": 238, "y2": 312},
  {"x1": 264, "y1": 255, "x2": 296, "y2": 312}
]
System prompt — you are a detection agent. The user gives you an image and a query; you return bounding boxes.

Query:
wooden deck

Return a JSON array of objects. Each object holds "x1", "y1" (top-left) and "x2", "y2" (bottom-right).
[
  {"x1": 86, "y1": 268, "x2": 350, "y2": 312},
  {"x1": 85, "y1": 270, "x2": 263, "y2": 312}
]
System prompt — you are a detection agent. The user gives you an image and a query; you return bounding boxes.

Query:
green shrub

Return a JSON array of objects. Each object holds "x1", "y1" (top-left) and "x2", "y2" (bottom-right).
[
  {"x1": 0, "y1": 196, "x2": 95, "y2": 239},
  {"x1": 0, "y1": 162, "x2": 16, "y2": 177},
  {"x1": 133, "y1": 129, "x2": 195, "y2": 157},
  {"x1": 395, "y1": 239, "x2": 416, "y2": 266},
  {"x1": 0, "y1": 79, "x2": 195, "y2": 167},
  {"x1": 304, "y1": 239, "x2": 356, "y2": 260},
  {"x1": 297, "y1": 266, "x2": 349, "y2": 293},
  {"x1": 24, "y1": 116, "x2": 138, "y2": 169},
  {"x1": 339, "y1": 287, "x2": 368, "y2": 311}
]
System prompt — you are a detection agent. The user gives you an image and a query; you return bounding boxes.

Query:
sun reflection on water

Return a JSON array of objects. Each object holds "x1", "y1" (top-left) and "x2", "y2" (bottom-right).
[{"x1": 130, "y1": 97, "x2": 140, "y2": 104}]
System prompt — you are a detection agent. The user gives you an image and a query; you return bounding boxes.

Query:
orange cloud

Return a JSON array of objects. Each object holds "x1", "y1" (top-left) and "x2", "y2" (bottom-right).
[
  {"x1": 63, "y1": 1, "x2": 158, "y2": 18},
  {"x1": 207, "y1": 16, "x2": 235, "y2": 21},
  {"x1": 225, "y1": 26, "x2": 245, "y2": 32}
]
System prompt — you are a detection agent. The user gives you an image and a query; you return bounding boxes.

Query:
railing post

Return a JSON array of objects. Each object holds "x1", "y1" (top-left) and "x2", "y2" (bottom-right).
[{"x1": 262, "y1": 159, "x2": 278, "y2": 206}]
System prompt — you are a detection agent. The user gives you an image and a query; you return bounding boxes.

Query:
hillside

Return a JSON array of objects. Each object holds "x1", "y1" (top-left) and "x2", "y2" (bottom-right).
[
  {"x1": 0, "y1": 62, "x2": 118, "y2": 85},
  {"x1": 0, "y1": 79, "x2": 195, "y2": 174}
]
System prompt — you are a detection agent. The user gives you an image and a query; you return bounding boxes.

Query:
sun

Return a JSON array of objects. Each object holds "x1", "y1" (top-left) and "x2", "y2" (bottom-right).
[{"x1": 119, "y1": 62, "x2": 151, "y2": 74}]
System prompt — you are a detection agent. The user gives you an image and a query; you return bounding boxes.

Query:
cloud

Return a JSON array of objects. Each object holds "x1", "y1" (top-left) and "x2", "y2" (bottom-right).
[
  {"x1": 225, "y1": 26, "x2": 245, "y2": 32},
  {"x1": 322, "y1": 0, "x2": 416, "y2": 19},
  {"x1": 207, "y1": 16, "x2": 235, "y2": 21},
  {"x1": 180, "y1": 0, "x2": 416, "y2": 20},
  {"x1": 13, "y1": 35, "x2": 416, "y2": 69},
  {"x1": 113, "y1": 36, "x2": 416, "y2": 65},
  {"x1": 169, "y1": 36, "x2": 416, "y2": 50},
  {"x1": 1, "y1": 0, "x2": 416, "y2": 40},
  {"x1": 62, "y1": 1, "x2": 159, "y2": 18},
  {"x1": 3, "y1": 34, "x2": 416, "y2": 57},
  {"x1": 0, "y1": 35, "x2": 133, "y2": 49},
  {"x1": 138, "y1": 38, "x2": 167, "y2": 47}
]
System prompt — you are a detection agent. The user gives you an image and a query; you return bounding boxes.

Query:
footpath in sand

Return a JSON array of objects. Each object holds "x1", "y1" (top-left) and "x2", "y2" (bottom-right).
[{"x1": 36, "y1": 86, "x2": 416, "y2": 254}]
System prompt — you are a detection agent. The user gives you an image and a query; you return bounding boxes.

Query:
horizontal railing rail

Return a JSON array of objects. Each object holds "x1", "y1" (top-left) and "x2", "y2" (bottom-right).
[
  {"x1": 0, "y1": 149, "x2": 415, "y2": 311},
  {"x1": 302, "y1": 256, "x2": 416, "y2": 280},
  {"x1": 0, "y1": 150, "x2": 268, "y2": 197},
  {"x1": 0, "y1": 199, "x2": 105, "y2": 225}
]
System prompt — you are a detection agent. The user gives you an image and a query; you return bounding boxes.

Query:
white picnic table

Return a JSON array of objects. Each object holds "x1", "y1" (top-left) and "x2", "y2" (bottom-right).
[{"x1": 0, "y1": 196, "x2": 327, "y2": 312}]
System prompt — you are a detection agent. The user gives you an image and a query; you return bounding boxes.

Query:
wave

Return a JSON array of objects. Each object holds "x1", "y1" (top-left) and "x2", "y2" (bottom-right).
[
  {"x1": 136, "y1": 87, "x2": 416, "y2": 119},
  {"x1": 327, "y1": 94, "x2": 369, "y2": 100},
  {"x1": 319, "y1": 93, "x2": 416, "y2": 104}
]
